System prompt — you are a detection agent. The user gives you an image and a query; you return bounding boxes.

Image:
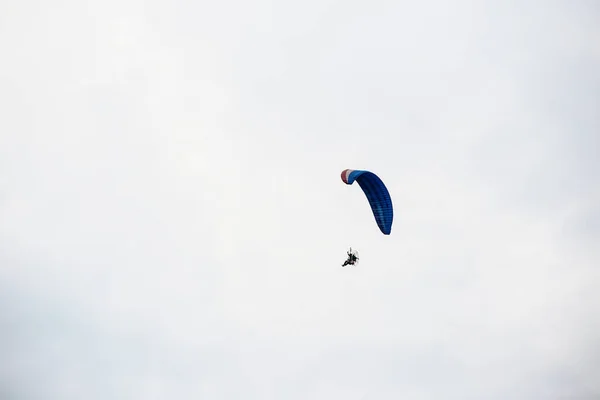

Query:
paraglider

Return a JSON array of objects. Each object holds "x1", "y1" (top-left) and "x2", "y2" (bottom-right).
[
  {"x1": 342, "y1": 248, "x2": 359, "y2": 267},
  {"x1": 339, "y1": 168, "x2": 393, "y2": 267},
  {"x1": 341, "y1": 169, "x2": 393, "y2": 235}
]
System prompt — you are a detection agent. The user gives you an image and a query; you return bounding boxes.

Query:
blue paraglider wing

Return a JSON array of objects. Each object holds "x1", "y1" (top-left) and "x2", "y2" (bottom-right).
[{"x1": 341, "y1": 169, "x2": 393, "y2": 235}]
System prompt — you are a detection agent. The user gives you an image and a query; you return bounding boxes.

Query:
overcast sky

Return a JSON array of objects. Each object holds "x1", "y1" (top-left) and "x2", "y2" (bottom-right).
[{"x1": 1, "y1": 0, "x2": 599, "y2": 399}]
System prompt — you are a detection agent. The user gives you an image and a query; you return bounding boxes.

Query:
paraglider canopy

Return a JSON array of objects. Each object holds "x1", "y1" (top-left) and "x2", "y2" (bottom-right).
[{"x1": 341, "y1": 169, "x2": 393, "y2": 235}]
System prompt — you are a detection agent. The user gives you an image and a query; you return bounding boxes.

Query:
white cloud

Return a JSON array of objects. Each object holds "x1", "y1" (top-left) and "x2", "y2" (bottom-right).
[{"x1": 1, "y1": 0, "x2": 598, "y2": 398}]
